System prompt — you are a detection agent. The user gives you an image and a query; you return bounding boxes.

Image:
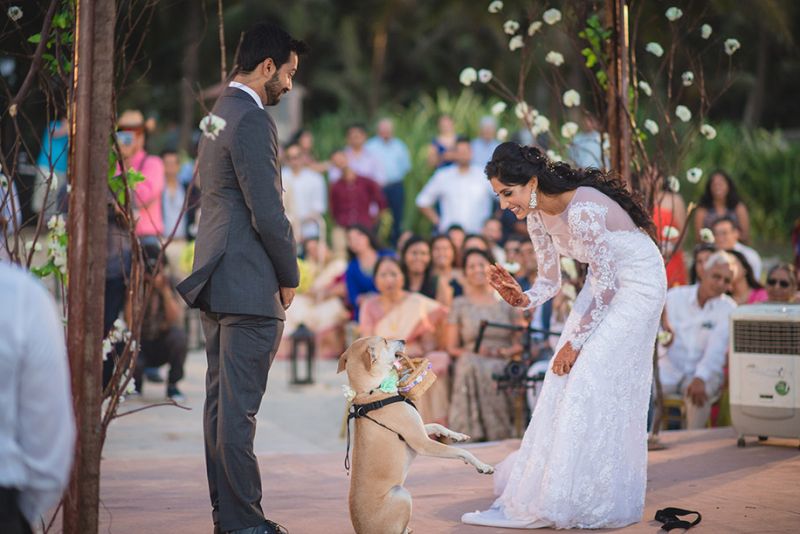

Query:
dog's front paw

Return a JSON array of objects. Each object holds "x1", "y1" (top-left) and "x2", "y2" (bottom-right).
[
  {"x1": 476, "y1": 463, "x2": 495, "y2": 475},
  {"x1": 449, "y1": 432, "x2": 470, "y2": 442}
]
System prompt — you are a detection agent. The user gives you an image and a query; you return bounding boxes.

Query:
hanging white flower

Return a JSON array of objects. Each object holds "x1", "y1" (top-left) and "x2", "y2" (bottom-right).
[
  {"x1": 7, "y1": 6, "x2": 22, "y2": 21},
  {"x1": 528, "y1": 21, "x2": 543, "y2": 36},
  {"x1": 561, "y1": 283, "x2": 577, "y2": 301},
  {"x1": 478, "y1": 69, "x2": 493, "y2": 84},
  {"x1": 545, "y1": 51, "x2": 565, "y2": 66},
  {"x1": 665, "y1": 7, "x2": 683, "y2": 21},
  {"x1": 662, "y1": 225, "x2": 680, "y2": 239},
  {"x1": 560, "y1": 257, "x2": 578, "y2": 279},
  {"x1": 497, "y1": 127, "x2": 509, "y2": 141},
  {"x1": 700, "y1": 124, "x2": 717, "y2": 140},
  {"x1": 562, "y1": 89, "x2": 581, "y2": 108},
  {"x1": 643, "y1": 119, "x2": 659, "y2": 135},
  {"x1": 645, "y1": 42, "x2": 664, "y2": 57},
  {"x1": 47, "y1": 214, "x2": 66, "y2": 233},
  {"x1": 724, "y1": 38, "x2": 741, "y2": 56},
  {"x1": 531, "y1": 115, "x2": 550, "y2": 135},
  {"x1": 25, "y1": 240, "x2": 43, "y2": 253},
  {"x1": 102, "y1": 338, "x2": 113, "y2": 361},
  {"x1": 681, "y1": 71, "x2": 694, "y2": 87},
  {"x1": 543, "y1": 8, "x2": 562, "y2": 25},
  {"x1": 638, "y1": 80, "x2": 653, "y2": 96},
  {"x1": 546, "y1": 150, "x2": 562, "y2": 162},
  {"x1": 560, "y1": 121, "x2": 579, "y2": 138},
  {"x1": 686, "y1": 167, "x2": 703, "y2": 183},
  {"x1": 675, "y1": 105, "x2": 692, "y2": 122},
  {"x1": 126, "y1": 378, "x2": 137, "y2": 396},
  {"x1": 699, "y1": 227, "x2": 715, "y2": 243},
  {"x1": 666, "y1": 175, "x2": 680, "y2": 193},
  {"x1": 503, "y1": 20, "x2": 520, "y2": 35},
  {"x1": 199, "y1": 113, "x2": 227, "y2": 140},
  {"x1": 701, "y1": 24, "x2": 712, "y2": 40},
  {"x1": 509, "y1": 35, "x2": 524, "y2": 51},
  {"x1": 514, "y1": 101, "x2": 531, "y2": 120},
  {"x1": 488, "y1": 0, "x2": 503, "y2": 14},
  {"x1": 491, "y1": 101, "x2": 507, "y2": 116},
  {"x1": 459, "y1": 67, "x2": 478, "y2": 86}
]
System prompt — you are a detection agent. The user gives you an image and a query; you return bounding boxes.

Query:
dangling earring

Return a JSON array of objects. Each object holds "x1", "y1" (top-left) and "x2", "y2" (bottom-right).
[{"x1": 529, "y1": 188, "x2": 538, "y2": 209}]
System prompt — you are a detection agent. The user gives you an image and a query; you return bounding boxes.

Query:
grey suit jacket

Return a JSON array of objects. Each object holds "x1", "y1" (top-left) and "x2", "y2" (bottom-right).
[{"x1": 177, "y1": 87, "x2": 299, "y2": 320}]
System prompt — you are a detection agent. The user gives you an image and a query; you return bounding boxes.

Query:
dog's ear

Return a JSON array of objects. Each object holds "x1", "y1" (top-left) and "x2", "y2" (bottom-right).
[
  {"x1": 361, "y1": 343, "x2": 377, "y2": 371},
  {"x1": 337, "y1": 347, "x2": 350, "y2": 374}
]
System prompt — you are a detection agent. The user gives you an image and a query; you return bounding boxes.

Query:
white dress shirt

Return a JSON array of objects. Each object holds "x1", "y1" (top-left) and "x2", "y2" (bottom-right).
[
  {"x1": 734, "y1": 242, "x2": 762, "y2": 280},
  {"x1": 0, "y1": 262, "x2": 75, "y2": 525},
  {"x1": 228, "y1": 81, "x2": 264, "y2": 109},
  {"x1": 660, "y1": 284, "x2": 737, "y2": 386},
  {"x1": 415, "y1": 164, "x2": 494, "y2": 234},
  {"x1": 281, "y1": 166, "x2": 327, "y2": 238}
]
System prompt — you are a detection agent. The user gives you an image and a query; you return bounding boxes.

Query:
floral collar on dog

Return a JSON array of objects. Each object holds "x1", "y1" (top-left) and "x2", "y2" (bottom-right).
[{"x1": 342, "y1": 368, "x2": 399, "y2": 402}]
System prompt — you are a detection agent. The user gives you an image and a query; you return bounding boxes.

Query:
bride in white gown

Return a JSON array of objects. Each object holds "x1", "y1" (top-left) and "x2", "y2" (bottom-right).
[{"x1": 462, "y1": 144, "x2": 666, "y2": 529}]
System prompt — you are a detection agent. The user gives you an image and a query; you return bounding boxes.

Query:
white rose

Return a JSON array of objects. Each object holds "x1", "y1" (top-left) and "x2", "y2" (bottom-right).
[
  {"x1": 488, "y1": 0, "x2": 503, "y2": 14},
  {"x1": 666, "y1": 175, "x2": 680, "y2": 193},
  {"x1": 509, "y1": 35, "x2": 524, "y2": 51},
  {"x1": 724, "y1": 38, "x2": 741, "y2": 56},
  {"x1": 546, "y1": 150, "x2": 562, "y2": 162},
  {"x1": 102, "y1": 338, "x2": 113, "y2": 361},
  {"x1": 701, "y1": 24, "x2": 712, "y2": 40},
  {"x1": 665, "y1": 7, "x2": 683, "y2": 21},
  {"x1": 543, "y1": 8, "x2": 562, "y2": 25},
  {"x1": 560, "y1": 121, "x2": 579, "y2": 138},
  {"x1": 497, "y1": 127, "x2": 509, "y2": 141},
  {"x1": 514, "y1": 101, "x2": 531, "y2": 120},
  {"x1": 545, "y1": 51, "x2": 564, "y2": 66},
  {"x1": 643, "y1": 119, "x2": 659, "y2": 136},
  {"x1": 638, "y1": 80, "x2": 653, "y2": 96},
  {"x1": 562, "y1": 89, "x2": 581, "y2": 108},
  {"x1": 491, "y1": 101, "x2": 507, "y2": 116},
  {"x1": 657, "y1": 330, "x2": 673, "y2": 346},
  {"x1": 478, "y1": 69, "x2": 493, "y2": 83},
  {"x1": 528, "y1": 21, "x2": 543, "y2": 36},
  {"x1": 503, "y1": 20, "x2": 520, "y2": 35},
  {"x1": 699, "y1": 228, "x2": 715, "y2": 243},
  {"x1": 503, "y1": 261, "x2": 521, "y2": 274},
  {"x1": 686, "y1": 167, "x2": 703, "y2": 183},
  {"x1": 645, "y1": 42, "x2": 664, "y2": 57},
  {"x1": 459, "y1": 67, "x2": 478, "y2": 86},
  {"x1": 681, "y1": 71, "x2": 694, "y2": 87},
  {"x1": 532, "y1": 115, "x2": 550, "y2": 135},
  {"x1": 700, "y1": 124, "x2": 717, "y2": 140},
  {"x1": 199, "y1": 113, "x2": 227, "y2": 140},
  {"x1": 675, "y1": 105, "x2": 692, "y2": 122},
  {"x1": 7, "y1": 6, "x2": 22, "y2": 21},
  {"x1": 662, "y1": 225, "x2": 680, "y2": 240}
]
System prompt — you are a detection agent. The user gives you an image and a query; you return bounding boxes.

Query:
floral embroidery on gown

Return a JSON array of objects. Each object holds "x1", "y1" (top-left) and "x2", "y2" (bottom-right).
[{"x1": 463, "y1": 187, "x2": 667, "y2": 529}]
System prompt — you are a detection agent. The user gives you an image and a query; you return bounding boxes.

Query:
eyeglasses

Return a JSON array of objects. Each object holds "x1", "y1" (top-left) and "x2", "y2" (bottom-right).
[{"x1": 767, "y1": 278, "x2": 791, "y2": 289}]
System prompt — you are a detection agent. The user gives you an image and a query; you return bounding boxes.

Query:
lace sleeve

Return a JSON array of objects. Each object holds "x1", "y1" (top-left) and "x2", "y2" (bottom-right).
[
  {"x1": 567, "y1": 202, "x2": 618, "y2": 350},
  {"x1": 523, "y1": 212, "x2": 561, "y2": 308}
]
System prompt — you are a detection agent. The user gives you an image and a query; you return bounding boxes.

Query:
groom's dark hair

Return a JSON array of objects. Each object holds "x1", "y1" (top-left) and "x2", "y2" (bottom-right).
[{"x1": 237, "y1": 22, "x2": 309, "y2": 73}]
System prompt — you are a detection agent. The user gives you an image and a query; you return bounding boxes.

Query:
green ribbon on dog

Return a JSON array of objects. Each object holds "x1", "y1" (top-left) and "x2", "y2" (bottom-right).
[{"x1": 378, "y1": 368, "x2": 399, "y2": 394}]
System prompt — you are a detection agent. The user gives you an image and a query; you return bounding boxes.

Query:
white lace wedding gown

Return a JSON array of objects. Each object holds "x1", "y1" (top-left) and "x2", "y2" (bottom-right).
[{"x1": 463, "y1": 186, "x2": 666, "y2": 529}]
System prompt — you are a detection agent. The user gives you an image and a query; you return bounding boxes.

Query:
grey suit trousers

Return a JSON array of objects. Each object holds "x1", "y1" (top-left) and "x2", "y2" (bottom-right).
[{"x1": 201, "y1": 312, "x2": 284, "y2": 531}]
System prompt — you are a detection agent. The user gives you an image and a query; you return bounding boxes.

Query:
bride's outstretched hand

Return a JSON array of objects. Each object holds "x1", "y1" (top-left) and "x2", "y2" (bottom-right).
[
  {"x1": 552, "y1": 342, "x2": 580, "y2": 376},
  {"x1": 488, "y1": 263, "x2": 530, "y2": 308}
]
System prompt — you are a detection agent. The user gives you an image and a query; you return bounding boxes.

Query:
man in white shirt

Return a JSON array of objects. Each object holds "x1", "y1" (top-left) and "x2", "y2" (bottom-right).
[
  {"x1": 365, "y1": 118, "x2": 411, "y2": 243},
  {"x1": 660, "y1": 251, "x2": 738, "y2": 429},
  {"x1": 415, "y1": 137, "x2": 494, "y2": 234},
  {"x1": 0, "y1": 262, "x2": 75, "y2": 531},
  {"x1": 282, "y1": 143, "x2": 327, "y2": 239},
  {"x1": 711, "y1": 216, "x2": 762, "y2": 280},
  {"x1": 327, "y1": 123, "x2": 386, "y2": 185}
]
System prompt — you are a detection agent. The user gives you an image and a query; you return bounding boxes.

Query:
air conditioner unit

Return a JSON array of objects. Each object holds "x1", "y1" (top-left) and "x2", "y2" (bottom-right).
[{"x1": 729, "y1": 303, "x2": 800, "y2": 447}]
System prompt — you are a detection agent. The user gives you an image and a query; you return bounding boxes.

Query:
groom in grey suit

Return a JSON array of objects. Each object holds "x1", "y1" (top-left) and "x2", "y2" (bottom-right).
[{"x1": 177, "y1": 23, "x2": 309, "y2": 534}]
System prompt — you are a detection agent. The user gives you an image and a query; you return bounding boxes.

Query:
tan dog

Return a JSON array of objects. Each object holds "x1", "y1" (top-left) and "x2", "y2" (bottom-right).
[{"x1": 338, "y1": 336, "x2": 494, "y2": 534}]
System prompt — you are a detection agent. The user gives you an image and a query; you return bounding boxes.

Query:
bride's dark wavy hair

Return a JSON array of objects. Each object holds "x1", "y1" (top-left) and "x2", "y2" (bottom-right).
[{"x1": 485, "y1": 143, "x2": 656, "y2": 241}]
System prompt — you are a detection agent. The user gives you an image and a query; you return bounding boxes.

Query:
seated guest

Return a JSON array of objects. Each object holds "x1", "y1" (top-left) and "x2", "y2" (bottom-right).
[
  {"x1": 517, "y1": 239, "x2": 553, "y2": 356},
  {"x1": 660, "y1": 251, "x2": 738, "y2": 429},
  {"x1": 690, "y1": 243, "x2": 717, "y2": 284},
  {"x1": 503, "y1": 234, "x2": 526, "y2": 268},
  {"x1": 446, "y1": 224, "x2": 466, "y2": 256},
  {"x1": 431, "y1": 234, "x2": 463, "y2": 299},
  {"x1": 482, "y1": 218, "x2": 506, "y2": 264},
  {"x1": 130, "y1": 243, "x2": 187, "y2": 401},
  {"x1": 695, "y1": 170, "x2": 751, "y2": 243},
  {"x1": 711, "y1": 216, "x2": 762, "y2": 280},
  {"x1": 400, "y1": 235, "x2": 452, "y2": 305},
  {"x1": 447, "y1": 249, "x2": 524, "y2": 442},
  {"x1": 765, "y1": 263, "x2": 798, "y2": 303},
  {"x1": 727, "y1": 249, "x2": 767, "y2": 305},
  {"x1": 359, "y1": 256, "x2": 449, "y2": 424},
  {"x1": 462, "y1": 233, "x2": 491, "y2": 253},
  {"x1": 344, "y1": 225, "x2": 387, "y2": 320}
]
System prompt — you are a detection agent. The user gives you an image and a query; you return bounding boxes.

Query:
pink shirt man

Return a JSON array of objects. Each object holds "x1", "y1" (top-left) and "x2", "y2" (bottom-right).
[{"x1": 121, "y1": 149, "x2": 165, "y2": 237}]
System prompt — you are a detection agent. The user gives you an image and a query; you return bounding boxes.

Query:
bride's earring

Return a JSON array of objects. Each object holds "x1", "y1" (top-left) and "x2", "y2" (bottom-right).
[{"x1": 529, "y1": 188, "x2": 538, "y2": 209}]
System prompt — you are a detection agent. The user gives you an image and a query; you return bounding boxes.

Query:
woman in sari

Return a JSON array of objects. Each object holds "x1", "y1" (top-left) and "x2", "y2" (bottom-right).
[{"x1": 359, "y1": 256, "x2": 450, "y2": 424}]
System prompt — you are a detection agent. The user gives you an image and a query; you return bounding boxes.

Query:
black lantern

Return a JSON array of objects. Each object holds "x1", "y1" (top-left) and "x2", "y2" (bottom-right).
[{"x1": 290, "y1": 323, "x2": 315, "y2": 385}]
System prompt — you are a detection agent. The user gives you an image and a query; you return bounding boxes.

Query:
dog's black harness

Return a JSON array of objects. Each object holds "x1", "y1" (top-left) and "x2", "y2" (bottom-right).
[{"x1": 344, "y1": 394, "x2": 417, "y2": 473}]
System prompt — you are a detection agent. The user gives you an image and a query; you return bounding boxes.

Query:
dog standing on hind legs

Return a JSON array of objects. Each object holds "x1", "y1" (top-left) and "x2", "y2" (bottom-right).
[{"x1": 339, "y1": 336, "x2": 494, "y2": 534}]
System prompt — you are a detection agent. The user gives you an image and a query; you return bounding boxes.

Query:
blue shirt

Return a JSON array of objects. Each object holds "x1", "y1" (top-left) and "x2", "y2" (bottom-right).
[
  {"x1": 365, "y1": 136, "x2": 411, "y2": 185},
  {"x1": 471, "y1": 137, "x2": 500, "y2": 168},
  {"x1": 345, "y1": 251, "x2": 392, "y2": 320},
  {"x1": 36, "y1": 121, "x2": 69, "y2": 173}
]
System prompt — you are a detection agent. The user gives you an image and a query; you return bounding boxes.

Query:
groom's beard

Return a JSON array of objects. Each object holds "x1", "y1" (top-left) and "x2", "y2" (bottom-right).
[{"x1": 263, "y1": 73, "x2": 287, "y2": 106}]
